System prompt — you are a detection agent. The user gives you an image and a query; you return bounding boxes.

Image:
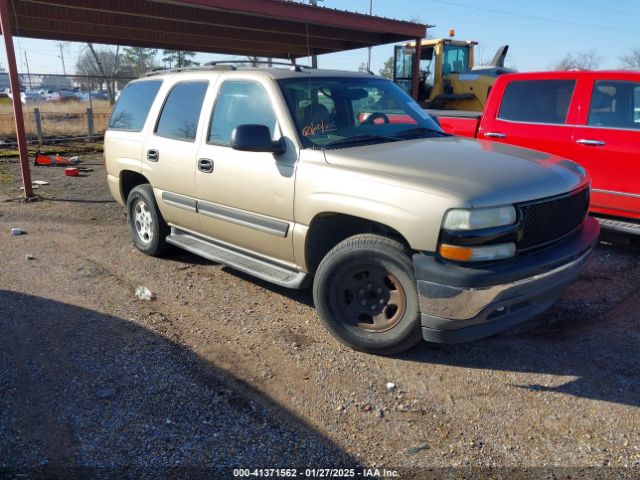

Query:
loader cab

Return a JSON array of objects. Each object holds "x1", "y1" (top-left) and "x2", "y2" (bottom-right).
[
  {"x1": 393, "y1": 39, "x2": 475, "y2": 102},
  {"x1": 442, "y1": 43, "x2": 472, "y2": 76}
]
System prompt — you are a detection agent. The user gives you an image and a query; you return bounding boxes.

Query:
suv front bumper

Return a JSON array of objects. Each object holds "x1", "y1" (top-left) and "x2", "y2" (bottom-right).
[{"x1": 413, "y1": 217, "x2": 600, "y2": 343}]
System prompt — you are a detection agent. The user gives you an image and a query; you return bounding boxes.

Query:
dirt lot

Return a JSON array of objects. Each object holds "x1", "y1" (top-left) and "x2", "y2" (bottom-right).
[{"x1": 1, "y1": 151, "x2": 639, "y2": 478}]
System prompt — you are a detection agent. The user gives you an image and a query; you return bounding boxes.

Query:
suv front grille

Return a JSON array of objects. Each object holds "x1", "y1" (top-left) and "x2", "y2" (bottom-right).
[{"x1": 517, "y1": 187, "x2": 589, "y2": 251}]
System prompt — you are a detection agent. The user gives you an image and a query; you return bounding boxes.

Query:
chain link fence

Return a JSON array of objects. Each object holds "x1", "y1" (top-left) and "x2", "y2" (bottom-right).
[{"x1": 0, "y1": 72, "x2": 135, "y2": 144}]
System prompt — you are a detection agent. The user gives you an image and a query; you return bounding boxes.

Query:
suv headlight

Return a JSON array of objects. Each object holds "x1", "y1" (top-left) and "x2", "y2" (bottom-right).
[
  {"x1": 439, "y1": 206, "x2": 518, "y2": 262},
  {"x1": 442, "y1": 206, "x2": 516, "y2": 231}
]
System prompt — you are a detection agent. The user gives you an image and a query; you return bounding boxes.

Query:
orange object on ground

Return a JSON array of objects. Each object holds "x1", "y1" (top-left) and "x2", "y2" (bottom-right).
[
  {"x1": 64, "y1": 167, "x2": 80, "y2": 177},
  {"x1": 55, "y1": 154, "x2": 72, "y2": 165},
  {"x1": 34, "y1": 151, "x2": 73, "y2": 166},
  {"x1": 34, "y1": 152, "x2": 52, "y2": 165}
]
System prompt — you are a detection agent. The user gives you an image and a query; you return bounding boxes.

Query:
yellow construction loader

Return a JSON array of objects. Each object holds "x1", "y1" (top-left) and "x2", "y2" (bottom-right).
[{"x1": 393, "y1": 35, "x2": 513, "y2": 111}]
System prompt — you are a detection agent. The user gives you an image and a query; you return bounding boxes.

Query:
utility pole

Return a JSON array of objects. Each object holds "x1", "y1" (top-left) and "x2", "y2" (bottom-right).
[
  {"x1": 308, "y1": 0, "x2": 324, "y2": 68},
  {"x1": 366, "y1": 0, "x2": 373, "y2": 72},
  {"x1": 58, "y1": 43, "x2": 67, "y2": 75},
  {"x1": 23, "y1": 51, "x2": 30, "y2": 89}
]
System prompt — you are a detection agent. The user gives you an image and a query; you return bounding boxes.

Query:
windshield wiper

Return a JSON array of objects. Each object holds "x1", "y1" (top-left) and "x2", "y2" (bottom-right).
[
  {"x1": 394, "y1": 127, "x2": 448, "y2": 139},
  {"x1": 323, "y1": 134, "x2": 400, "y2": 149}
]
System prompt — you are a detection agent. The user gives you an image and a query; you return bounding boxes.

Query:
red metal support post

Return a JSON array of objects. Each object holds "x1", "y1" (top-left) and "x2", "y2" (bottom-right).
[
  {"x1": 411, "y1": 36, "x2": 422, "y2": 101},
  {"x1": 0, "y1": 0, "x2": 34, "y2": 199}
]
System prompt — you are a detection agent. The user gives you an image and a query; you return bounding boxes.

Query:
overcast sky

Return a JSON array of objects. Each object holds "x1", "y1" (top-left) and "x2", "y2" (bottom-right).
[{"x1": 1, "y1": 0, "x2": 638, "y2": 78}]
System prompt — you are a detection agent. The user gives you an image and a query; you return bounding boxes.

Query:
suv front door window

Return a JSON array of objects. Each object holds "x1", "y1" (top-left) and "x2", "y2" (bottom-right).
[{"x1": 209, "y1": 81, "x2": 280, "y2": 145}]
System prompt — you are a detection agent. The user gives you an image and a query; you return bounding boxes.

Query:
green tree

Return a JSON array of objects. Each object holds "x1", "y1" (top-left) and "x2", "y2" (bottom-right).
[
  {"x1": 123, "y1": 47, "x2": 158, "y2": 76},
  {"x1": 162, "y1": 50, "x2": 199, "y2": 68},
  {"x1": 379, "y1": 56, "x2": 394, "y2": 79}
]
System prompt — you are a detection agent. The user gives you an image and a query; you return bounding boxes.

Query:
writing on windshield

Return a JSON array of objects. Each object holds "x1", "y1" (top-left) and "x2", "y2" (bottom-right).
[{"x1": 278, "y1": 76, "x2": 443, "y2": 148}]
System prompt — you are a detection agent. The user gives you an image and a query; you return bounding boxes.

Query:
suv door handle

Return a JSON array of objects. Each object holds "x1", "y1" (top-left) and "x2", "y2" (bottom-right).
[
  {"x1": 576, "y1": 139, "x2": 606, "y2": 146},
  {"x1": 483, "y1": 132, "x2": 506, "y2": 138},
  {"x1": 198, "y1": 158, "x2": 214, "y2": 173},
  {"x1": 147, "y1": 149, "x2": 159, "y2": 162}
]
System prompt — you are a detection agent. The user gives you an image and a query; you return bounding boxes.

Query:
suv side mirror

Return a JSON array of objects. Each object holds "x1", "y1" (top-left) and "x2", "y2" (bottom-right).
[{"x1": 231, "y1": 124, "x2": 285, "y2": 154}]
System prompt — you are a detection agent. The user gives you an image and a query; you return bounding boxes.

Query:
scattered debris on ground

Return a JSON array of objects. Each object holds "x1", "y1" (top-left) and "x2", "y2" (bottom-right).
[{"x1": 135, "y1": 286, "x2": 155, "y2": 301}]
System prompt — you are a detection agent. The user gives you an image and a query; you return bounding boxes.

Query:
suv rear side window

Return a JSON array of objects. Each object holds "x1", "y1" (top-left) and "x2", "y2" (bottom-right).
[
  {"x1": 499, "y1": 80, "x2": 576, "y2": 124},
  {"x1": 209, "y1": 81, "x2": 277, "y2": 145},
  {"x1": 108, "y1": 80, "x2": 162, "y2": 131},
  {"x1": 588, "y1": 80, "x2": 640, "y2": 130},
  {"x1": 155, "y1": 81, "x2": 208, "y2": 141}
]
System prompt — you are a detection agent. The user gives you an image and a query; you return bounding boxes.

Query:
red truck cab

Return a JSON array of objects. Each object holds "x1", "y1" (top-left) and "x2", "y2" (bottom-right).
[{"x1": 433, "y1": 71, "x2": 640, "y2": 232}]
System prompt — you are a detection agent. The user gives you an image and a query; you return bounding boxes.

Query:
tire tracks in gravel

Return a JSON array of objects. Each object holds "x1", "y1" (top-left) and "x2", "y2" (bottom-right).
[
  {"x1": 43, "y1": 225, "x2": 345, "y2": 452},
  {"x1": 1, "y1": 219, "x2": 359, "y2": 470}
]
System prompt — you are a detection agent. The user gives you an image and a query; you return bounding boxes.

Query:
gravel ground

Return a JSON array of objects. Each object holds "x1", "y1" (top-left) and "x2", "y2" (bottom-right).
[{"x1": 0, "y1": 153, "x2": 639, "y2": 479}]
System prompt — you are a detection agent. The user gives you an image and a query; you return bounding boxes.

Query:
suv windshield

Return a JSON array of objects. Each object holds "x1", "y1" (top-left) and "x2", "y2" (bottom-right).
[{"x1": 278, "y1": 76, "x2": 445, "y2": 149}]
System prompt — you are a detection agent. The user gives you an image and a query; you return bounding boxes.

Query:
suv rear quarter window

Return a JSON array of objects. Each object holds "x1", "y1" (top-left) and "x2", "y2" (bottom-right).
[
  {"x1": 155, "y1": 81, "x2": 209, "y2": 141},
  {"x1": 498, "y1": 79, "x2": 576, "y2": 125},
  {"x1": 108, "y1": 80, "x2": 162, "y2": 131}
]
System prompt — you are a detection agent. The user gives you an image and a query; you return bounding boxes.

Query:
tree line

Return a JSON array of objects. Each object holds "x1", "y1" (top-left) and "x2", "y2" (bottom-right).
[
  {"x1": 547, "y1": 48, "x2": 640, "y2": 71},
  {"x1": 75, "y1": 45, "x2": 199, "y2": 104}
]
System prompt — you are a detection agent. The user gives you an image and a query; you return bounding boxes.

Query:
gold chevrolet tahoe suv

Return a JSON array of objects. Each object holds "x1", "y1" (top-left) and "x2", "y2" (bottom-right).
[{"x1": 105, "y1": 66, "x2": 600, "y2": 355}]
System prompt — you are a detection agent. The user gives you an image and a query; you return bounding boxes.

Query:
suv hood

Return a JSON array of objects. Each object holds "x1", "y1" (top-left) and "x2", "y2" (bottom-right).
[{"x1": 322, "y1": 136, "x2": 587, "y2": 208}]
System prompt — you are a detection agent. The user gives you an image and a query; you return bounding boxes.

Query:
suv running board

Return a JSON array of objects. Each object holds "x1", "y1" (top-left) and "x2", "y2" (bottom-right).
[
  {"x1": 596, "y1": 217, "x2": 640, "y2": 236},
  {"x1": 166, "y1": 228, "x2": 311, "y2": 289}
]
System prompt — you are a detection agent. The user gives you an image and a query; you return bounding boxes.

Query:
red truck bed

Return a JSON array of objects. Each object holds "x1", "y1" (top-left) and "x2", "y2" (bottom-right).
[{"x1": 426, "y1": 109, "x2": 481, "y2": 138}]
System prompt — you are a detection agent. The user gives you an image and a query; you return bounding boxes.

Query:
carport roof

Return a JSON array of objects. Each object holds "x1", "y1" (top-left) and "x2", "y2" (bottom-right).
[{"x1": 7, "y1": 0, "x2": 427, "y2": 59}]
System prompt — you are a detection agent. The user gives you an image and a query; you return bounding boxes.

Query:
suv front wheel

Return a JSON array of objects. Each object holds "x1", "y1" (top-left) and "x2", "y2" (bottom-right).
[
  {"x1": 313, "y1": 234, "x2": 422, "y2": 355},
  {"x1": 126, "y1": 184, "x2": 170, "y2": 256}
]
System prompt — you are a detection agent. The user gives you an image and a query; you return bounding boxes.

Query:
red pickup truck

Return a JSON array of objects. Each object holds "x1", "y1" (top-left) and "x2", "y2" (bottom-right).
[{"x1": 432, "y1": 71, "x2": 640, "y2": 234}]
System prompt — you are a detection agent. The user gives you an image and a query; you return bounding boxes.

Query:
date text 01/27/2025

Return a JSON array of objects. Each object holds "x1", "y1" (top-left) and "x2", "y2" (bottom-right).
[{"x1": 232, "y1": 468, "x2": 399, "y2": 478}]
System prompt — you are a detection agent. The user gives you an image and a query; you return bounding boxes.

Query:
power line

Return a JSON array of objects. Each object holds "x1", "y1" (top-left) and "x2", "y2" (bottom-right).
[
  {"x1": 427, "y1": 0, "x2": 639, "y2": 33},
  {"x1": 19, "y1": 48, "x2": 55, "y2": 57},
  {"x1": 568, "y1": 0, "x2": 633, "y2": 15}
]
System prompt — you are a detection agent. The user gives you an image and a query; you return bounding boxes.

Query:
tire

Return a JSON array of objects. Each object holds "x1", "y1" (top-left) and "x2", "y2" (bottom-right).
[
  {"x1": 126, "y1": 184, "x2": 170, "y2": 256},
  {"x1": 313, "y1": 234, "x2": 422, "y2": 355}
]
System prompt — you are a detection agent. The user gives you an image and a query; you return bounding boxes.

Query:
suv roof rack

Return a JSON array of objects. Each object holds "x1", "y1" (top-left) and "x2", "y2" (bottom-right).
[
  {"x1": 205, "y1": 60, "x2": 312, "y2": 72},
  {"x1": 145, "y1": 60, "x2": 312, "y2": 76},
  {"x1": 145, "y1": 65, "x2": 237, "y2": 76}
]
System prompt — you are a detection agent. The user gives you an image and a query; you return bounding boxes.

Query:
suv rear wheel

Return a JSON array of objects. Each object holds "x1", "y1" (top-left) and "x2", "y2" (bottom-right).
[
  {"x1": 126, "y1": 184, "x2": 170, "y2": 256},
  {"x1": 313, "y1": 234, "x2": 422, "y2": 355}
]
